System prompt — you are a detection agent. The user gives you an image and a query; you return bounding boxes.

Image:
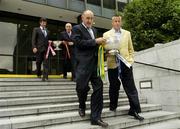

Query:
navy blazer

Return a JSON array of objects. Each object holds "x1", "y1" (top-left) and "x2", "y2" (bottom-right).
[
  {"x1": 32, "y1": 27, "x2": 49, "y2": 52},
  {"x1": 72, "y1": 24, "x2": 99, "y2": 75},
  {"x1": 60, "y1": 31, "x2": 74, "y2": 58}
]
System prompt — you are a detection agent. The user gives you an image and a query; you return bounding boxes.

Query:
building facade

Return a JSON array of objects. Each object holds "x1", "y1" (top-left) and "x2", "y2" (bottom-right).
[{"x1": 0, "y1": 0, "x2": 130, "y2": 75}]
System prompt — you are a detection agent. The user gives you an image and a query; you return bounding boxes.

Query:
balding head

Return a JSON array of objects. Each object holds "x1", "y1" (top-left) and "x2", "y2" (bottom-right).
[
  {"x1": 81, "y1": 10, "x2": 94, "y2": 28},
  {"x1": 65, "y1": 23, "x2": 72, "y2": 33},
  {"x1": 82, "y1": 10, "x2": 94, "y2": 17}
]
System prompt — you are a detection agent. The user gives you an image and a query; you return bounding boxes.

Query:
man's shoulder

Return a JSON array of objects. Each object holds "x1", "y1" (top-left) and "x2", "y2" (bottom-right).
[
  {"x1": 33, "y1": 27, "x2": 41, "y2": 32},
  {"x1": 61, "y1": 31, "x2": 66, "y2": 35},
  {"x1": 73, "y1": 24, "x2": 81, "y2": 30},
  {"x1": 103, "y1": 29, "x2": 113, "y2": 36},
  {"x1": 121, "y1": 29, "x2": 130, "y2": 34},
  {"x1": 72, "y1": 24, "x2": 87, "y2": 34},
  {"x1": 33, "y1": 27, "x2": 40, "y2": 30}
]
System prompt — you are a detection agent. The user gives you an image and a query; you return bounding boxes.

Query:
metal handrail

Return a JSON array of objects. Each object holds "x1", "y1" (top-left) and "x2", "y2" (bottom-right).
[{"x1": 135, "y1": 61, "x2": 180, "y2": 73}]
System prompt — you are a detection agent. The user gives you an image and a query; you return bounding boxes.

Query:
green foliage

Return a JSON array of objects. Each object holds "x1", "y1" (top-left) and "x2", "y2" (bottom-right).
[{"x1": 122, "y1": 0, "x2": 180, "y2": 51}]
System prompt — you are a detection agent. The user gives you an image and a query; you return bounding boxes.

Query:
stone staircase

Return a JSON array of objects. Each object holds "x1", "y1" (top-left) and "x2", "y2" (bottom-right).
[{"x1": 0, "y1": 78, "x2": 179, "y2": 129}]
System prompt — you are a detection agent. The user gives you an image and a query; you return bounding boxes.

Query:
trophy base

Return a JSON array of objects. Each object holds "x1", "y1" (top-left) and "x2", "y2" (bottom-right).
[{"x1": 54, "y1": 48, "x2": 61, "y2": 51}]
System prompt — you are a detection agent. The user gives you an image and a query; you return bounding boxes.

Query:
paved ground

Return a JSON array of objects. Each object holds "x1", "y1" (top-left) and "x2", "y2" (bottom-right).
[{"x1": 131, "y1": 119, "x2": 180, "y2": 129}]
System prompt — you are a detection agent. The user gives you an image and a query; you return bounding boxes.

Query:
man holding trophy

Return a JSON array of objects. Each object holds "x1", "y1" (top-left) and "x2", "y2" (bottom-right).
[{"x1": 103, "y1": 16, "x2": 144, "y2": 121}]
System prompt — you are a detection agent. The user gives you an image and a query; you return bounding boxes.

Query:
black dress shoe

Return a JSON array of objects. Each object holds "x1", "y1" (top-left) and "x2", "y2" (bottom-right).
[
  {"x1": 128, "y1": 112, "x2": 144, "y2": 121},
  {"x1": 78, "y1": 108, "x2": 85, "y2": 117},
  {"x1": 42, "y1": 77, "x2": 48, "y2": 81},
  {"x1": 91, "y1": 120, "x2": 108, "y2": 127},
  {"x1": 42, "y1": 78, "x2": 45, "y2": 81},
  {"x1": 110, "y1": 107, "x2": 116, "y2": 112}
]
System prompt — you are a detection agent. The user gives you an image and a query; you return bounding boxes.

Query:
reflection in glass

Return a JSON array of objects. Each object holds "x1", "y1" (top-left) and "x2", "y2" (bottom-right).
[
  {"x1": 103, "y1": 0, "x2": 115, "y2": 9},
  {"x1": 0, "y1": 22, "x2": 17, "y2": 73},
  {"x1": 87, "y1": 0, "x2": 101, "y2": 6},
  {"x1": 118, "y1": 2, "x2": 126, "y2": 11}
]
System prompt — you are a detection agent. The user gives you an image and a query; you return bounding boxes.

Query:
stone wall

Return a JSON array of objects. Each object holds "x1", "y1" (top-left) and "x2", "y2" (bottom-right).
[{"x1": 133, "y1": 39, "x2": 180, "y2": 111}]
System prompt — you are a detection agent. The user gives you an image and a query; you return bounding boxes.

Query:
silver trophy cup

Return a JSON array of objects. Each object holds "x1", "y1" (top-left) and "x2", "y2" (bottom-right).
[{"x1": 53, "y1": 41, "x2": 62, "y2": 50}]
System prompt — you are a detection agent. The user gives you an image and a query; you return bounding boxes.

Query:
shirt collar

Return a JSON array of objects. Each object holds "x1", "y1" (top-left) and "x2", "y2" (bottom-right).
[
  {"x1": 40, "y1": 26, "x2": 45, "y2": 30},
  {"x1": 66, "y1": 31, "x2": 71, "y2": 34},
  {"x1": 82, "y1": 22, "x2": 92, "y2": 29},
  {"x1": 112, "y1": 28, "x2": 121, "y2": 33}
]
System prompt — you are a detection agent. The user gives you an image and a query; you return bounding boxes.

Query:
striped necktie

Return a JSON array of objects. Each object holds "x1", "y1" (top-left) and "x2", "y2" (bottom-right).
[
  {"x1": 42, "y1": 28, "x2": 47, "y2": 37},
  {"x1": 87, "y1": 28, "x2": 95, "y2": 39}
]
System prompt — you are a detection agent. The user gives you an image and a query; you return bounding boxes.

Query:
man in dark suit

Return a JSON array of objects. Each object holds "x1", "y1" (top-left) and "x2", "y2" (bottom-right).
[
  {"x1": 32, "y1": 17, "x2": 49, "y2": 81},
  {"x1": 72, "y1": 10, "x2": 108, "y2": 127},
  {"x1": 60, "y1": 23, "x2": 75, "y2": 80}
]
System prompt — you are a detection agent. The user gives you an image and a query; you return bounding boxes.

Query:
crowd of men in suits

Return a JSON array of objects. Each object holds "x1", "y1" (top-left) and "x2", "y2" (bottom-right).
[{"x1": 32, "y1": 10, "x2": 144, "y2": 127}]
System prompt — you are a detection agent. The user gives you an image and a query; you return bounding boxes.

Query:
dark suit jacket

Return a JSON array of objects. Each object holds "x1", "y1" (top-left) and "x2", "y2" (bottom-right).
[
  {"x1": 32, "y1": 27, "x2": 49, "y2": 52},
  {"x1": 72, "y1": 24, "x2": 99, "y2": 76},
  {"x1": 59, "y1": 31, "x2": 74, "y2": 59}
]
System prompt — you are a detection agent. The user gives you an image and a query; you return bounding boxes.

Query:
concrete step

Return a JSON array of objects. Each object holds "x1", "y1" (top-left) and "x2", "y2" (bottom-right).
[
  {"x1": 0, "y1": 92, "x2": 129, "y2": 107},
  {"x1": 130, "y1": 119, "x2": 180, "y2": 129},
  {"x1": 0, "y1": 90, "x2": 124, "y2": 98},
  {"x1": 0, "y1": 80, "x2": 76, "y2": 86},
  {"x1": 0, "y1": 97, "x2": 147, "y2": 118},
  {"x1": 41, "y1": 111, "x2": 180, "y2": 129},
  {"x1": 0, "y1": 79, "x2": 107, "y2": 86},
  {"x1": 0, "y1": 86, "x2": 112, "y2": 92},
  {"x1": 0, "y1": 78, "x2": 70, "y2": 82},
  {"x1": 0, "y1": 94, "x2": 146, "y2": 108},
  {"x1": 0, "y1": 84, "x2": 111, "y2": 92},
  {"x1": 0, "y1": 85, "x2": 75, "y2": 92},
  {"x1": 0, "y1": 78, "x2": 107, "y2": 83},
  {"x1": 0, "y1": 104, "x2": 163, "y2": 129}
]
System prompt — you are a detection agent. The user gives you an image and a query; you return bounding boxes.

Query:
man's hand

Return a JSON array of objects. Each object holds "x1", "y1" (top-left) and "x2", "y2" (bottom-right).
[
  {"x1": 68, "y1": 42, "x2": 74, "y2": 46},
  {"x1": 95, "y1": 37, "x2": 106, "y2": 45},
  {"x1": 33, "y1": 48, "x2": 37, "y2": 53},
  {"x1": 62, "y1": 41, "x2": 67, "y2": 45}
]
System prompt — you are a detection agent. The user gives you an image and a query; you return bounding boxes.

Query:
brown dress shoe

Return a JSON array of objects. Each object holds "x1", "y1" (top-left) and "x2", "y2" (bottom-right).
[{"x1": 91, "y1": 120, "x2": 108, "y2": 127}]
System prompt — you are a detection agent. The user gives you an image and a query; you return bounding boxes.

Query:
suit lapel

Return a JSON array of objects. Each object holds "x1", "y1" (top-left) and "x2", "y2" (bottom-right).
[
  {"x1": 38, "y1": 28, "x2": 45, "y2": 37},
  {"x1": 92, "y1": 27, "x2": 96, "y2": 38},
  {"x1": 110, "y1": 29, "x2": 115, "y2": 39},
  {"x1": 39, "y1": 27, "x2": 48, "y2": 38},
  {"x1": 65, "y1": 32, "x2": 70, "y2": 39},
  {"x1": 80, "y1": 24, "x2": 94, "y2": 39}
]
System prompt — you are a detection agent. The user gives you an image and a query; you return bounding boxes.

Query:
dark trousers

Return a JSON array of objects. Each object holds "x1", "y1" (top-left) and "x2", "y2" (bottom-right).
[
  {"x1": 76, "y1": 68, "x2": 103, "y2": 121},
  {"x1": 108, "y1": 63, "x2": 141, "y2": 113},
  {"x1": 71, "y1": 54, "x2": 76, "y2": 80},
  {"x1": 36, "y1": 51, "x2": 48, "y2": 78},
  {"x1": 63, "y1": 58, "x2": 70, "y2": 78},
  {"x1": 63, "y1": 55, "x2": 76, "y2": 80}
]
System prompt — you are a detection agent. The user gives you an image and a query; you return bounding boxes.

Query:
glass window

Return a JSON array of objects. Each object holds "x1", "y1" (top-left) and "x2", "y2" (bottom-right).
[
  {"x1": 118, "y1": 2, "x2": 126, "y2": 11},
  {"x1": 0, "y1": 12, "x2": 67, "y2": 75},
  {"x1": 87, "y1": 0, "x2": 101, "y2": 6},
  {"x1": 47, "y1": 0, "x2": 67, "y2": 8},
  {"x1": 103, "y1": 0, "x2": 115, "y2": 9},
  {"x1": 25, "y1": 0, "x2": 46, "y2": 4}
]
